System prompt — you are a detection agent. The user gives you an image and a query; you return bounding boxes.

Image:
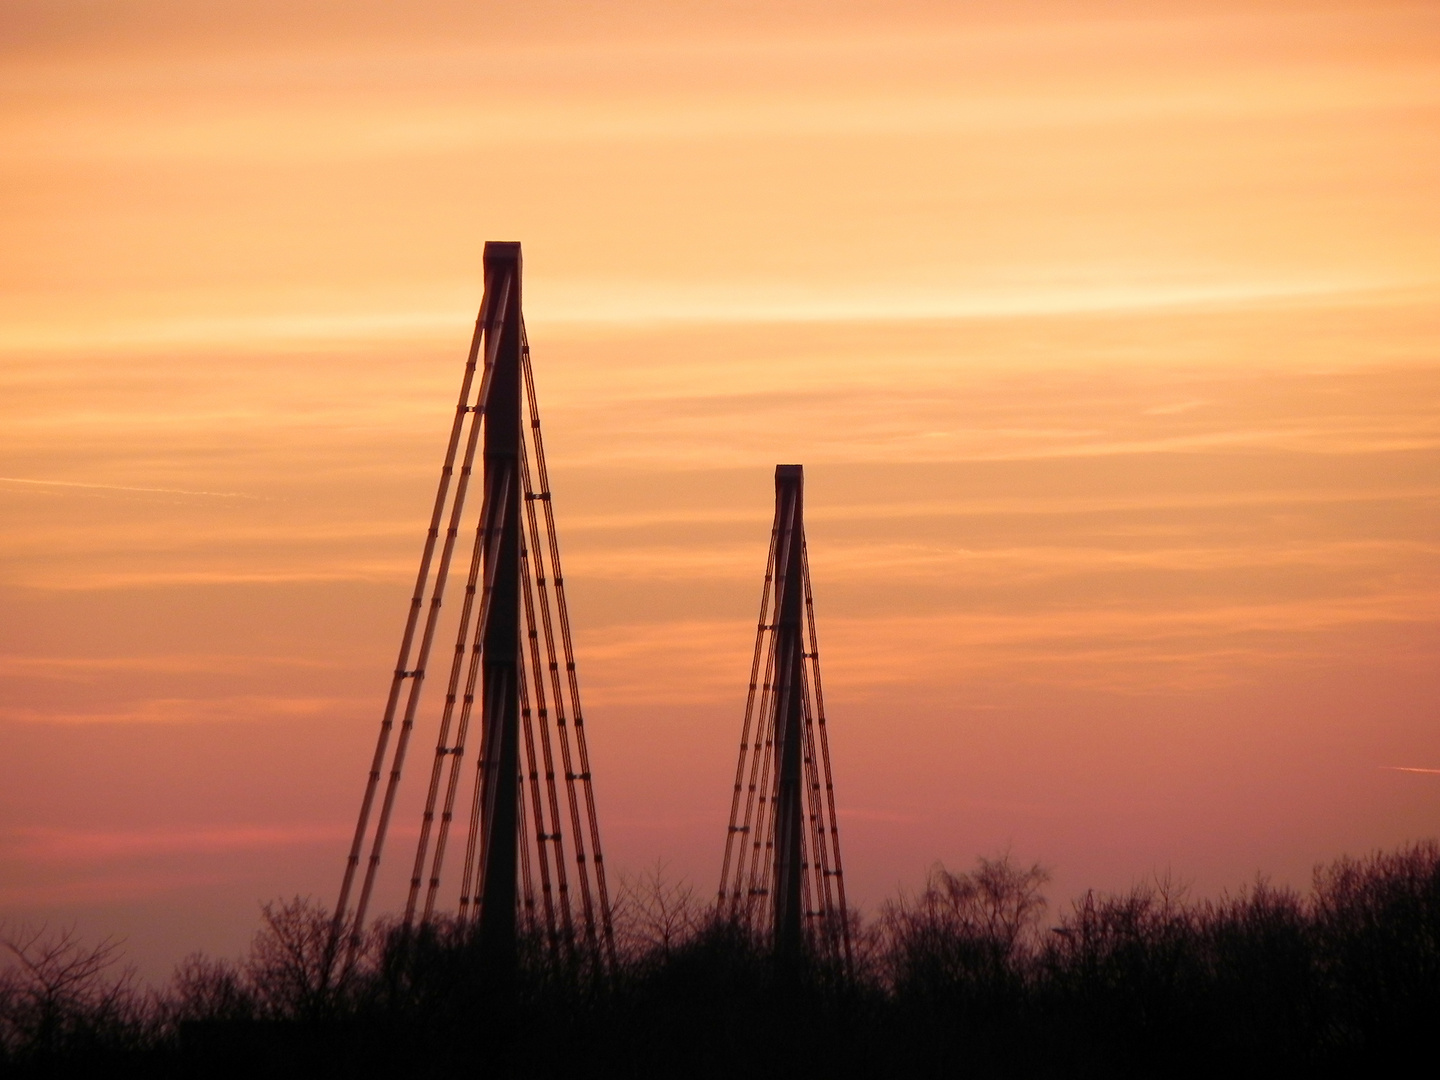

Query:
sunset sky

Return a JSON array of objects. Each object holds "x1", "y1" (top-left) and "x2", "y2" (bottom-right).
[{"x1": 3, "y1": 0, "x2": 1438, "y2": 981}]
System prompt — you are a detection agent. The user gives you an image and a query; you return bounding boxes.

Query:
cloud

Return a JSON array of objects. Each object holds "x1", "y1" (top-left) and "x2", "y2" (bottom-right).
[
  {"x1": 0, "y1": 476, "x2": 258, "y2": 499},
  {"x1": 0, "y1": 654, "x2": 336, "y2": 679},
  {"x1": 0, "y1": 694, "x2": 366, "y2": 726},
  {"x1": 1, "y1": 824, "x2": 348, "y2": 863},
  {"x1": 0, "y1": 870, "x2": 238, "y2": 908},
  {"x1": 572, "y1": 591, "x2": 1440, "y2": 702}
]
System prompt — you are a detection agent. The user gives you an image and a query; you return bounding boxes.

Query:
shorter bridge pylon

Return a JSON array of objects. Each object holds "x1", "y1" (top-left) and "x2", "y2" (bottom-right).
[{"x1": 719, "y1": 465, "x2": 852, "y2": 966}]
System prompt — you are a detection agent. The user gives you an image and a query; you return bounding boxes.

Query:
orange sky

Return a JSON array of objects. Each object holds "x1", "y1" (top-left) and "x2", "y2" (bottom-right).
[{"x1": 3, "y1": 0, "x2": 1439, "y2": 981}]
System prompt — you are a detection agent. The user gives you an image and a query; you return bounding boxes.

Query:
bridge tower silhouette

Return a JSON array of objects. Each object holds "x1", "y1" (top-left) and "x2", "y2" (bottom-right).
[
  {"x1": 719, "y1": 465, "x2": 852, "y2": 965},
  {"x1": 332, "y1": 242, "x2": 613, "y2": 980}
]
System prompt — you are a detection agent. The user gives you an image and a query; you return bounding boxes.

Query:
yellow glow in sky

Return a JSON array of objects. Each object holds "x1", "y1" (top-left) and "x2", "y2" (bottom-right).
[{"x1": 2, "y1": 0, "x2": 1438, "y2": 980}]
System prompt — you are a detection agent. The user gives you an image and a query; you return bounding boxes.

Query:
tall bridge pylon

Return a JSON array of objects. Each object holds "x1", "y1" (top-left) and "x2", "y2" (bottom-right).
[
  {"x1": 332, "y1": 242, "x2": 613, "y2": 978},
  {"x1": 719, "y1": 465, "x2": 852, "y2": 966}
]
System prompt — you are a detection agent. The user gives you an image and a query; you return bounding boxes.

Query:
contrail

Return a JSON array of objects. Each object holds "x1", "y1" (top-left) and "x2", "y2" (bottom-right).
[
  {"x1": 1381, "y1": 766, "x2": 1440, "y2": 775},
  {"x1": 0, "y1": 476, "x2": 256, "y2": 499}
]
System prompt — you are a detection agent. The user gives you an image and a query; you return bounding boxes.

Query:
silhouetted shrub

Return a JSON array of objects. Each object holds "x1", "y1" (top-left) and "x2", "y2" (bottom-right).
[
  {"x1": 1311, "y1": 840, "x2": 1440, "y2": 1063},
  {"x1": 0, "y1": 924, "x2": 150, "y2": 1075},
  {"x1": 7, "y1": 843, "x2": 1440, "y2": 1077}
]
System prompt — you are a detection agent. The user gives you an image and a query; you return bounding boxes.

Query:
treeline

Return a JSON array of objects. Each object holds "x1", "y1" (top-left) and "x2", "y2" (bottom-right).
[{"x1": 3, "y1": 841, "x2": 1438, "y2": 1078}]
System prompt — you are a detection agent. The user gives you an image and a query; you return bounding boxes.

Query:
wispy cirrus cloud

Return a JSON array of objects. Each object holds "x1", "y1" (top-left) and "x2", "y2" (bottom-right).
[
  {"x1": 0, "y1": 694, "x2": 366, "y2": 726},
  {"x1": 574, "y1": 591, "x2": 1440, "y2": 702},
  {"x1": 1, "y1": 824, "x2": 347, "y2": 863},
  {"x1": 0, "y1": 654, "x2": 338, "y2": 679},
  {"x1": 0, "y1": 476, "x2": 258, "y2": 499}
]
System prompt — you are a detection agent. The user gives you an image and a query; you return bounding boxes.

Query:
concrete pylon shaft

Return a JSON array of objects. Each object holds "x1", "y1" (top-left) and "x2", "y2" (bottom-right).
[
  {"x1": 771, "y1": 464, "x2": 807, "y2": 954},
  {"x1": 476, "y1": 241, "x2": 523, "y2": 982}
]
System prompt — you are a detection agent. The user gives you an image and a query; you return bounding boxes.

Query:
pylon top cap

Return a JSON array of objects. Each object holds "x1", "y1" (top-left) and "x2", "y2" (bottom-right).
[
  {"x1": 483, "y1": 241, "x2": 522, "y2": 267},
  {"x1": 775, "y1": 464, "x2": 803, "y2": 480}
]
